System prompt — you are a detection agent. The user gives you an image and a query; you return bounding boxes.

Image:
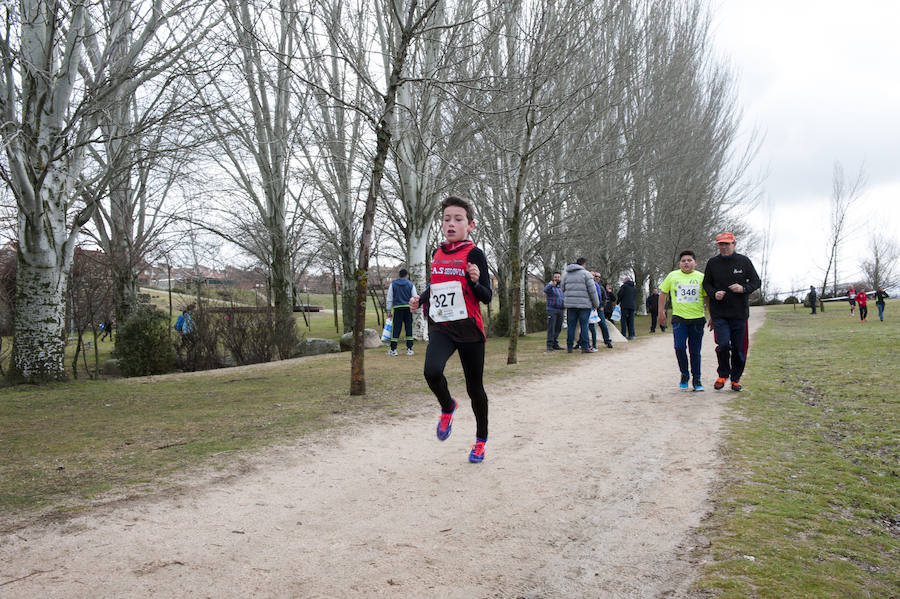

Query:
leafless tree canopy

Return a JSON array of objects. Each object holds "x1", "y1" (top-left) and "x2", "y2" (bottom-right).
[{"x1": 2, "y1": 0, "x2": 762, "y2": 384}]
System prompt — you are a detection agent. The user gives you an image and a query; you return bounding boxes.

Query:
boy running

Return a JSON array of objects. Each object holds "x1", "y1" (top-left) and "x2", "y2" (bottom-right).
[
  {"x1": 658, "y1": 250, "x2": 709, "y2": 391},
  {"x1": 409, "y1": 196, "x2": 493, "y2": 463}
]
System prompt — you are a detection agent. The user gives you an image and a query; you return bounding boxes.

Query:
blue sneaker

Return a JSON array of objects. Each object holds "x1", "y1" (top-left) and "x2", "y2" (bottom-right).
[
  {"x1": 693, "y1": 380, "x2": 705, "y2": 392},
  {"x1": 436, "y1": 399, "x2": 457, "y2": 441},
  {"x1": 468, "y1": 438, "x2": 486, "y2": 463},
  {"x1": 679, "y1": 374, "x2": 689, "y2": 390}
]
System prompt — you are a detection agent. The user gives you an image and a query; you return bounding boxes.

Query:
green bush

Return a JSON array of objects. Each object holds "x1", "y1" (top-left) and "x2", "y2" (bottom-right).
[
  {"x1": 489, "y1": 306, "x2": 511, "y2": 338},
  {"x1": 528, "y1": 300, "x2": 547, "y2": 332},
  {"x1": 115, "y1": 306, "x2": 176, "y2": 377}
]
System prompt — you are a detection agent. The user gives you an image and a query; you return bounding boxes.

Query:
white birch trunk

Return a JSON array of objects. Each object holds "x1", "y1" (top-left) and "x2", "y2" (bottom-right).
[
  {"x1": 408, "y1": 232, "x2": 429, "y2": 341},
  {"x1": 519, "y1": 265, "x2": 527, "y2": 335},
  {"x1": 10, "y1": 164, "x2": 79, "y2": 382}
]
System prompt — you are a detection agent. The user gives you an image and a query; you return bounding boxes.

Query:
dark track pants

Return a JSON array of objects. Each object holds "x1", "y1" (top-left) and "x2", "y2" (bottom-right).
[
  {"x1": 712, "y1": 318, "x2": 749, "y2": 382},
  {"x1": 423, "y1": 328, "x2": 488, "y2": 440},
  {"x1": 546, "y1": 308, "x2": 564, "y2": 349},
  {"x1": 390, "y1": 307, "x2": 414, "y2": 351},
  {"x1": 672, "y1": 320, "x2": 704, "y2": 380}
]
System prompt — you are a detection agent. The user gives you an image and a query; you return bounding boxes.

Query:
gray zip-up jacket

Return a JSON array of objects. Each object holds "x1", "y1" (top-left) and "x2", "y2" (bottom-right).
[{"x1": 562, "y1": 263, "x2": 600, "y2": 310}]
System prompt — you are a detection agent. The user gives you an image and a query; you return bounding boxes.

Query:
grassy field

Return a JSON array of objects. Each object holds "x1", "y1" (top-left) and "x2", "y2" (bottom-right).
[
  {"x1": 694, "y1": 301, "x2": 900, "y2": 598},
  {"x1": 0, "y1": 332, "x2": 573, "y2": 530}
]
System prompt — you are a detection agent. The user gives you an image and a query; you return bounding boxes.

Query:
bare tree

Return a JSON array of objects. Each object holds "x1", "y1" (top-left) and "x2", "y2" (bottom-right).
[
  {"x1": 187, "y1": 0, "x2": 311, "y2": 352},
  {"x1": 293, "y1": 0, "x2": 371, "y2": 333},
  {"x1": 349, "y1": 0, "x2": 442, "y2": 395},
  {"x1": 820, "y1": 161, "x2": 866, "y2": 300},
  {"x1": 0, "y1": 0, "x2": 219, "y2": 382},
  {"x1": 861, "y1": 232, "x2": 899, "y2": 290},
  {"x1": 757, "y1": 196, "x2": 775, "y2": 302},
  {"x1": 84, "y1": 87, "x2": 197, "y2": 332}
]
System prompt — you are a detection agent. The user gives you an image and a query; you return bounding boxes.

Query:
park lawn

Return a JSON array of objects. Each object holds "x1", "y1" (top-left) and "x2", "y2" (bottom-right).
[
  {"x1": 0, "y1": 332, "x2": 572, "y2": 529},
  {"x1": 693, "y1": 301, "x2": 900, "y2": 598}
]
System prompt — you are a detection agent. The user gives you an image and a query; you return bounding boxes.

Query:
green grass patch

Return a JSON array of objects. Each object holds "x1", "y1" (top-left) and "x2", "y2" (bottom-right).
[
  {"x1": 694, "y1": 301, "x2": 900, "y2": 598},
  {"x1": 0, "y1": 332, "x2": 573, "y2": 529}
]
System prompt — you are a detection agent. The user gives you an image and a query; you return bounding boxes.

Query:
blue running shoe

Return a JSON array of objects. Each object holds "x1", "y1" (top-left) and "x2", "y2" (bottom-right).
[
  {"x1": 468, "y1": 438, "x2": 486, "y2": 463},
  {"x1": 693, "y1": 380, "x2": 705, "y2": 392},
  {"x1": 679, "y1": 374, "x2": 689, "y2": 390},
  {"x1": 436, "y1": 399, "x2": 457, "y2": 441}
]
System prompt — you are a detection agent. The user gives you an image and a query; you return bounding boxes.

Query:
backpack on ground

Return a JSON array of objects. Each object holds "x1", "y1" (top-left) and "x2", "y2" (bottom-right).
[{"x1": 175, "y1": 314, "x2": 185, "y2": 332}]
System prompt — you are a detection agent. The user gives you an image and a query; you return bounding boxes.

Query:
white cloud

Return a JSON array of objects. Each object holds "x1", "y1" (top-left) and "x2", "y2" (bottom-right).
[{"x1": 711, "y1": 0, "x2": 900, "y2": 294}]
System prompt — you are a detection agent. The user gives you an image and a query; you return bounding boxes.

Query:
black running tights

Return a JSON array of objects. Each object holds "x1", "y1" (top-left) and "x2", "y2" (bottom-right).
[{"x1": 423, "y1": 329, "x2": 488, "y2": 440}]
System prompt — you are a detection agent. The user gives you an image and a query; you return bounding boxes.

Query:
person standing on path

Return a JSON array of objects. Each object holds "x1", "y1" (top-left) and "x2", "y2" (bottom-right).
[
  {"x1": 647, "y1": 288, "x2": 660, "y2": 332},
  {"x1": 386, "y1": 268, "x2": 417, "y2": 356},
  {"x1": 855, "y1": 287, "x2": 869, "y2": 321},
  {"x1": 544, "y1": 271, "x2": 565, "y2": 350},
  {"x1": 603, "y1": 283, "x2": 615, "y2": 321},
  {"x1": 617, "y1": 276, "x2": 637, "y2": 339},
  {"x1": 807, "y1": 285, "x2": 818, "y2": 314},
  {"x1": 409, "y1": 196, "x2": 493, "y2": 463},
  {"x1": 562, "y1": 257, "x2": 601, "y2": 354},
  {"x1": 590, "y1": 272, "x2": 613, "y2": 349},
  {"x1": 659, "y1": 250, "x2": 708, "y2": 391},
  {"x1": 703, "y1": 232, "x2": 761, "y2": 392},
  {"x1": 875, "y1": 286, "x2": 889, "y2": 321}
]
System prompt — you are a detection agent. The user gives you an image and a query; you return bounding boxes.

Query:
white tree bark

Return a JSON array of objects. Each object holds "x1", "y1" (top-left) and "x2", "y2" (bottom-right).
[{"x1": 1, "y1": 0, "x2": 219, "y2": 382}]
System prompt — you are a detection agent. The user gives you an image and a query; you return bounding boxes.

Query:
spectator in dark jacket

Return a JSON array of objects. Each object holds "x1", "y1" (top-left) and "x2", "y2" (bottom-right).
[
  {"x1": 543, "y1": 271, "x2": 565, "y2": 350},
  {"x1": 617, "y1": 277, "x2": 637, "y2": 339},
  {"x1": 875, "y1": 286, "x2": 889, "y2": 321},
  {"x1": 603, "y1": 283, "x2": 615, "y2": 320},
  {"x1": 588, "y1": 272, "x2": 613, "y2": 349},
  {"x1": 646, "y1": 288, "x2": 660, "y2": 332},
  {"x1": 807, "y1": 285, "x2": 817, "y2": 314},
  {"x1": 702, "y1": 232, "x2": 761, "y2": 392}
]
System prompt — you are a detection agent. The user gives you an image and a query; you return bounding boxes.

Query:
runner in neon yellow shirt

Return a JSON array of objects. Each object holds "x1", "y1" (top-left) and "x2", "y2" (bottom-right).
[{"x1": 658, "y1": 250, "x2": 709, "y2": 391}]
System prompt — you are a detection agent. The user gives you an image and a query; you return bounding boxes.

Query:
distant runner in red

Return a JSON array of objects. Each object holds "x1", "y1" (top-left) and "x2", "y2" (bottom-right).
[
  {"x1": 409, "y1": 196, "x2": 493, "y2": 463},
  {"x1": 855, "y1": 287, "x2": 868, "y2": 322}
]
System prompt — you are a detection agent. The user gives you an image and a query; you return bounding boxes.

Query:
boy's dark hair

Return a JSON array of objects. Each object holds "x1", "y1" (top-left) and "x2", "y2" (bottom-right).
[
  {"x1": 553, "y1": 271, "x2": 561, "y2": 275},
  {"x1": 678, "y1": 250, "x2": 695, "y2": 260},
  {"x1": 398, "y1": 268, "x2": 408, "y2": 278},
  {"x1": 440, "y1": 196, "x2": 474, "y2": 222},
  {"x1": 575, "y1": 257, "x2": 587, "y2": 266}
]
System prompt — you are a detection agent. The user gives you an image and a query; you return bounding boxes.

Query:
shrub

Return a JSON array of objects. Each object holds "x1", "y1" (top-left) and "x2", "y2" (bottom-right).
[
  {"x1": 489, "y1": 306, "x2": 510, "y2": 338},
  {"x1": 784, "y1": 296, "x2": 799, "y2": 305},
  {"x1": 218, "y1": 308, "x2": 298, "y2": 365},
  {"x1": 178, "y1": 309, "x2": 225, "y2": 372},
  {"x1": 528, "y1": 300, "x2": 548, "y2": 332},
  {"x1": 115, "y1": 306, "x2": 176, "y2": 377}
]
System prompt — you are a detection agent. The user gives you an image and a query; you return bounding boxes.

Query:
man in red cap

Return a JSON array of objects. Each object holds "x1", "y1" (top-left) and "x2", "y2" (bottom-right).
[{"x1": 702, "y1": 232, "x2": 761, "y2": 392}]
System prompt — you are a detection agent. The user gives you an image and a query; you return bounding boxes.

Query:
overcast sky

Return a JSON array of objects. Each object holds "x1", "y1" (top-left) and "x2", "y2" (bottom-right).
[{"x1": 709, "y1": 0, "x2": 900, "y2": 295}]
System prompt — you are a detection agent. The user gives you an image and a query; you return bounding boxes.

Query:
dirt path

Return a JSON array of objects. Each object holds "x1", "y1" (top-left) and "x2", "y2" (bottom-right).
[{"x1": 1, "y1": 310, "x2": 765, "y2": 598}]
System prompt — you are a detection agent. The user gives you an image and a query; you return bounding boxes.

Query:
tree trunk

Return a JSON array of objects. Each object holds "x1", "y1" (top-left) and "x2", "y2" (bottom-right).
[
  {"x1": 408, "y1": 232, "x2": 429, "y2": 340},
  {"x1": 349, "y1": 124, "x2": 393, "y2": 395},
  {"x1": 269, "y1": 224, "x2": 296, "y2": 358},
  {"x1": 506, "y1": 193, "x2": 523, "y2": 365},
  {"x1": 9, "y1": 251, "x2": 69, "y2": 383},
  {"x1": 350, "y1": 0, "x2": 436, "y2": 395}
]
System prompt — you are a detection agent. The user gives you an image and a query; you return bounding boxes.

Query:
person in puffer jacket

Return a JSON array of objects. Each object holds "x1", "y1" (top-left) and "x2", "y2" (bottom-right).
[{"x1": 561, "y1": 257, "x2": 600, "y2": 353}]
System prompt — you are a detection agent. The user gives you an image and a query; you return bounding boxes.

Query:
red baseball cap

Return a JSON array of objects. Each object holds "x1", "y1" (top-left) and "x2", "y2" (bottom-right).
[{"x1": 715, "y1": 232, "x2": 736, "y2": 243}]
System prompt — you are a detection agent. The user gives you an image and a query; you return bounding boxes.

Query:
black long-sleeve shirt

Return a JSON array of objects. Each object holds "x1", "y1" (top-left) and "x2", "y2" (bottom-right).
[{"x1": 702, "y1": 252, "x2": 761, "y2": 320}]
